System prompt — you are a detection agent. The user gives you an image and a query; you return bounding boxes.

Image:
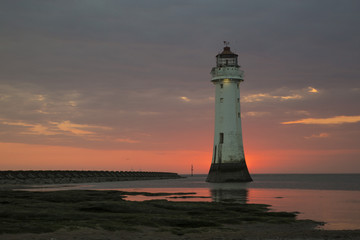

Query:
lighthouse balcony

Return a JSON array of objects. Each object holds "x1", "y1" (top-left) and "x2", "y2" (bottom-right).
[{"x1": 211, "y1": 67, "x2": 244, "y2": 81}]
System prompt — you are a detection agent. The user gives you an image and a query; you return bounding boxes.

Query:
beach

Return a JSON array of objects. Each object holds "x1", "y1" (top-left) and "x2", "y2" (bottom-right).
[{"x1": 1, "y1": 189, "x2": 360, "y2": 240}]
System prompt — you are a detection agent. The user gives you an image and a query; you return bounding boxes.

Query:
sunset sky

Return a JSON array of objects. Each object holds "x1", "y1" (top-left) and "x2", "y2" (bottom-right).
[{"x1": 1, "y1": 0, "x2": 359, "y2": 174}]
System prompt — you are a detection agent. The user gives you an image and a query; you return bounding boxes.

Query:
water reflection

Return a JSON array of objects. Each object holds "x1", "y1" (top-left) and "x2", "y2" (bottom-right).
[
  {"x1": 207, "y1": 181, "x2": 249, "y2": 203},
  {"x1": 19, "y1": 175, "x2": 360, "y2": 230},
  {"x1": 210, "y1": 188, "x2": 248, "y2": 204}
]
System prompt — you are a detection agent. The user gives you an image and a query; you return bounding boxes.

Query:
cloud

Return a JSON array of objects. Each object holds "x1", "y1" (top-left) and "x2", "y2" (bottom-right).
[
  {"x1": 25, "y1": 124, "x2": 58, "y2": 136},
  {"x1": 33, "y1": 94, "x2": 46, "y2": 101},
  {"x1": 0, "y1": 120, "x2": 58, "y2": 136},
  {"x1": 53, "y1": 121, "x2": 112, "y2": 136},
  {"x1": 244, "y1": 111, "x2": 270, "y2": 117},
  {"x1": 0, "y1": 83, "x2": 82, "y2": 120},
  {"x1": 242, "y1": 93, "x2": 275, "y2": 102},
  {"x1": 178, "y1": 96, "x2": 213, "y2": 104},
  {"x1": 0, "y1": 118, "x2": 111, "y2": 137},
  {"x1": 242, "y1": 93, "x2": 302, "y2": 102},
  {"x1": 308, "y1": 87, "x2": 319, "y2": 93},
  {"x1": 304, "y1": 133, "x2": 329, "y2": 139},
  {"x1": 279, "y1": 94, "x2": 302, "y2": 100},
  {"x1": 242, "y1": 86, "x2": 318, "y2": 103},
  {"x1": 282, "y1": 116, "x2": 360, "y2": 125},
  {"x1": 180, "y1": 96, "x2": 191, "y2": 102},
  {"x1": 68, "y1": 101, "x2": 77, "y2": 107}
]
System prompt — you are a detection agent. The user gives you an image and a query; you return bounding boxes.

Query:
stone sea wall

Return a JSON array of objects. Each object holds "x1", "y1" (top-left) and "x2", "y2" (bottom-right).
[{"x1": 0, "y1": 170, "x2": 182, "y2": 185}]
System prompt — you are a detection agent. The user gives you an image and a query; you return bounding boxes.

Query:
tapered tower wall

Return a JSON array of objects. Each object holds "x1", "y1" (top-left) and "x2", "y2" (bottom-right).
[
  {"x1": 206, "y1": 46, "x2": 252, "y2": 183},
  {"x1": 213, "y1": 80, "x2": 244, "y2": 164}
]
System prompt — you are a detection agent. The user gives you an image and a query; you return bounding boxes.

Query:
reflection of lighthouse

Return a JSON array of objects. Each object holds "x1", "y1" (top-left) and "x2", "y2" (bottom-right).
[
  {"x1": 210, "y1": 188, "x2": 248, "y2": 204},
  {"x1": 206, "y1": 44, "x2": 252, "y2": 183}
]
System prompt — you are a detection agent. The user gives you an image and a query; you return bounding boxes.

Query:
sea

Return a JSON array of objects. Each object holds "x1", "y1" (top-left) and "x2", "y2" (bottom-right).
[{"x1": 24, "y1": 174, "x2": 360, "y2": 231}]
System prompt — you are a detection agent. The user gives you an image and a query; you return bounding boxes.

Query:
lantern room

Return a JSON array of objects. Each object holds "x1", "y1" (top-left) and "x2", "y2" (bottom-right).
[{"x1": 216, "y1": 46, "x2": 239, "y2": 67}]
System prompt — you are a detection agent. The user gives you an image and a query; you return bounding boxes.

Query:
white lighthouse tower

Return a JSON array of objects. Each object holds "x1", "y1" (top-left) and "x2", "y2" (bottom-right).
[{"x1": 206, "y1": 43, "x2": 252, "y2": 183}]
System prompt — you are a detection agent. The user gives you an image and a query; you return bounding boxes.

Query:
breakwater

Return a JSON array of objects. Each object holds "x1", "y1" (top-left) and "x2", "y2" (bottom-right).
[{"x1": 0, "y1": 170, "x2": 182, "y2": 185}]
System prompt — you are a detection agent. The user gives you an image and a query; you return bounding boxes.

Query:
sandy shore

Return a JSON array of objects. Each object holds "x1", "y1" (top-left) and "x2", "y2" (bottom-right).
[{"x1": 0, "y1": 189, "x2": 359, "y2": 240}]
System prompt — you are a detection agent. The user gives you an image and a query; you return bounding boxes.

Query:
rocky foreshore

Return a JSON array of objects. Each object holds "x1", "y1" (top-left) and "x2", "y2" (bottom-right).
[
  {"x1": 1, "y1": 190, "x2": 359, "y2": 239},
  {"x1": 0, "y1": 170, "x2": 182, "y2": 185}
]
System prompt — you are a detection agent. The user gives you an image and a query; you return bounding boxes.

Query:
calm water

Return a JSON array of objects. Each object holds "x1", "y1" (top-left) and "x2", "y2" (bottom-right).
[{"x1": 25, "y1": 174, "x2": 360, "y2": 230}]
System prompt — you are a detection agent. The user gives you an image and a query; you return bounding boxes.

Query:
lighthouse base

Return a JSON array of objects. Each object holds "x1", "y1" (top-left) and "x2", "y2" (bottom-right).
[{"x1": 206, "y1": 162, "x2": 252, "y2": 183}]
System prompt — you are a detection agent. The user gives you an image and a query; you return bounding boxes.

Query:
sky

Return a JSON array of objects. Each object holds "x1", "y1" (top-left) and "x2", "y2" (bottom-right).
[{"x1": 1, "y1": 0, "x2": 359, "y2": 174}]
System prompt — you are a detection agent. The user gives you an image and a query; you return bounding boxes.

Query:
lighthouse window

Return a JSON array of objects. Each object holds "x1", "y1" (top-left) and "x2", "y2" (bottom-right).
[
  {"x1": 220, "y1": 98, "x2": 224, "y2": 103},
  {"x1": 237, "y1": 83, "x2": 239, "y2": 89},
  {"x1": 219, "y1": 133, "x2": 224, "y2": 143},
  {"x1": 237, "y1": 98, "x2": 239, "y2": 102},
  {"x1": 220, "y1": 84, "x2": 223, "y2": 88},
  {"x1": 238, "y1": 113, "x2": 240, "y2": 118}
]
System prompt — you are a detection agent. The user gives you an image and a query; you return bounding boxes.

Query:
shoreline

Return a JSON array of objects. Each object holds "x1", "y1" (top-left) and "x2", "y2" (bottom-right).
[{"x1": 1, "y1": 189, "x2": 359, "y2": 239}]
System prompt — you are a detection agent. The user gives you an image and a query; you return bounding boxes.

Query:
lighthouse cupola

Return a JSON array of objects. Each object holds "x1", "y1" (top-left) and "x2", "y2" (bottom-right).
[{"x1": 211, "y1": 45, "x2": 244, "y2": 82}]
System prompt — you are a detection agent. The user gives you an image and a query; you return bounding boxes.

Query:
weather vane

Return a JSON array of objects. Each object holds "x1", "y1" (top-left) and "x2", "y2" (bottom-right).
[{"x1": 223, "y1": 41, "x2": 230, "y2": 46}]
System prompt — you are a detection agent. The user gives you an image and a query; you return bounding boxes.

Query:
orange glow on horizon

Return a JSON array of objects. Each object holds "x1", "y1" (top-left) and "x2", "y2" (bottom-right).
[
  {"x1": 1, "y1": 142, "x2": 359, "y2": 174},
  {"x1": 0, "y1": 142, "x2": 211, "y2": 174}
]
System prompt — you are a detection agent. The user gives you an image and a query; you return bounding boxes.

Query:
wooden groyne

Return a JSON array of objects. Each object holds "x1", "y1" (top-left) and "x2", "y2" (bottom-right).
[{"x1": 0, "y1": 170, "x2": 182, "y2": 185}]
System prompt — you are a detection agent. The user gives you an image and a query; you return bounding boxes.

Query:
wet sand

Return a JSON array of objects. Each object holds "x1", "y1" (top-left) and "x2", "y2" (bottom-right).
[{"x1": 0, "y1": 189, "x2": 359, "y2": 240}]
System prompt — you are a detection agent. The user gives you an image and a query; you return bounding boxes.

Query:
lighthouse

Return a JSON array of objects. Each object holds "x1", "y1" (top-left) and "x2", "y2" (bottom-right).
[{"x1": 206, "y1": 43, "x2": 252, "y2": 183}]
